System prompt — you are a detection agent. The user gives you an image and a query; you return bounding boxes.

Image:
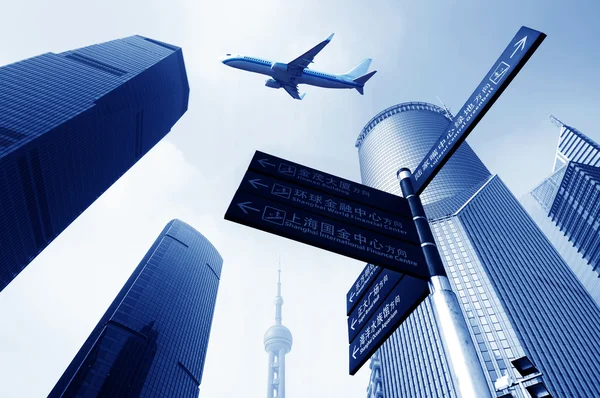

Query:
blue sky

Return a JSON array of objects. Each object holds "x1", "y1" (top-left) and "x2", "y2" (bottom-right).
[{"x1": 0, "y1": 0, "x2": 599, "y2": 397}]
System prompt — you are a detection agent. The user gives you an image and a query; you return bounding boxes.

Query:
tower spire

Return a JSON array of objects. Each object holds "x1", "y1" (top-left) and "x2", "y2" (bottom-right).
[
  {"x1": 264, "y1": 258, "x2": 293, "y2": 398},
  {"x1": 275, "y1": 258, "x2": 283, "y2": 325}
]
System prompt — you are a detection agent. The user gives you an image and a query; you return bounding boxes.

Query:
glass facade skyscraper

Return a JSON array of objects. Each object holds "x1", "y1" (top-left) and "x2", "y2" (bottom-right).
[
  {"x1": 521, "y1": 116, "x2": 600, "y2": 307},
  {"x1": 49, "y1": 219, "x2": 222, "y2": 398},
  {"x1": 0, "y1": 36, "x2": 189, "y2": 292},
  {"x1": 357, "y1": 103, "x2": 600, "y2": 397}
]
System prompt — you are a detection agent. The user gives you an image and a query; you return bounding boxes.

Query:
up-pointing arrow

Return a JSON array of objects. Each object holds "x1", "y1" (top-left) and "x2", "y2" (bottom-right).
[
  {"x1": 237, "y1": 202, "x2": 260, "y2": 214},
  {"x1": 352, "y1": 345, "x2": 359, "y2": 360},
  {"x1": 351, "y1": 318, "x2": 357, "y2": 331},
  {"x1": 510, "y1": 36, "x2": 527, "y2": 59},
  {"x1": 248, "y1": 179, "x2": 268, "y2": 189},
  {"x1": 258, "y1": 158, "x2": 275, "y2": 168}
]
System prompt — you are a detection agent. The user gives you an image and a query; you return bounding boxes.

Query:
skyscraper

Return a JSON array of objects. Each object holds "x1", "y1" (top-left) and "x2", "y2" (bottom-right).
[
  {"x1": 49, "y1": 219, "x2": 222, "y2": 397},
  {"x1": 521, "y1": 116, "x2": 600, "y2": 307},
  {"x1": 264, "y1": 267, "x2": 293, "y2": 398},
  {"x1": 0, "y1": 36, "x2": 189, "y2": 292},
  {"x1": 357, "y1": 102, "x2": 600, "y2": 397}
]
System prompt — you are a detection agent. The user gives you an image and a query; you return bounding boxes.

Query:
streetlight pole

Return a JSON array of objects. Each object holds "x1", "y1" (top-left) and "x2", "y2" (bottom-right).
[{"x1": 397, "y1": 168, "x2": 492, "y2": 398}]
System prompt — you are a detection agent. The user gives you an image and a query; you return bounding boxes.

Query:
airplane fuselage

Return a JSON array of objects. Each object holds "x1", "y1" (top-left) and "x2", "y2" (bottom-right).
[{"x1": 222, "y1": 56, "x2": 361, "y2": 90}]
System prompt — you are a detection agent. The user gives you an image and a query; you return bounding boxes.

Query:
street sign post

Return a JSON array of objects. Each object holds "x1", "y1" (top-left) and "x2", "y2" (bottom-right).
[
  {"x1": 349, "y1": 274, "x2": 429, "y2": 375},
  {"x1": 412, "y1": 26, "x2": 546, "y2": 195},
  {"x1": 344, "y1": 25, "x2": 546, "y2": 390}
]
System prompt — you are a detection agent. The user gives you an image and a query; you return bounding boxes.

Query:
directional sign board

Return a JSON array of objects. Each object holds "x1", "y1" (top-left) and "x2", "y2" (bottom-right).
[
  {"x1": 411, "y1": 26, "x2": 546, "y2": 195},
  {"x1": 346, "y1": 264, "x2": 382, "y2": 315},
  {"x1": 349, "y1": 274, "x2": 430, "y2": 375},
  {"x1": 225, "y1": 151, "x2": 430, "y2": 279}
]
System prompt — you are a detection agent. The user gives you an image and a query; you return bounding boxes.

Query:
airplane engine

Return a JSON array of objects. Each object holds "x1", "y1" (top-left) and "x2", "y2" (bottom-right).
[
  {"x1": 270, "y1": 62, "x2": 288, "y2": 72},
  {"x1": 265, "y1": 79, "x2": 281, "y2": 89}
]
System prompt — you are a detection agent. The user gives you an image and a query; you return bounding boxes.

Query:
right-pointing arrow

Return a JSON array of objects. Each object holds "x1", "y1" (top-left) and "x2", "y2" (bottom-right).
[
  {"x1": 237, "y1": 202, "x2": 260, "y2": 215},
  {"x1": 352, "y1": 345, "x2": 359, "y2": 360}
]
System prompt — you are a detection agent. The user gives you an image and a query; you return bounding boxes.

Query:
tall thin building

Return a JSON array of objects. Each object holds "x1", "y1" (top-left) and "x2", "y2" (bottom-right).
[
  {"x1": 0, "y1": 36, "x2": 189, "y2": 292},
  {"x1": 49, "y1": 219, "x2": 222, "y2": 397},
  {"x1": 357, "y1": 102, "x2": 600, "y2": 397},
  {"x1": 264, "y1": 267, "x2": 293, "y2": 398},
  {"x1": 521, "y1": 116, "x2": 600, "y2": 307}
]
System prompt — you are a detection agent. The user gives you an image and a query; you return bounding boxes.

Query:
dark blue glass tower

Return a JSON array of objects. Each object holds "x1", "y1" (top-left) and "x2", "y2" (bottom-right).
[
  {"x1": 0, "y1": 36, "x2": 189, "y2": 292},
  {"x1": 522, "y1": 116, "x2": 600, "y2": 307},
  {"x1": 358, "y1": 103, "x2": 600, "y2": 397},
  {"x1": 49, "y1": 219, "x2": 222, "y2": 397}
]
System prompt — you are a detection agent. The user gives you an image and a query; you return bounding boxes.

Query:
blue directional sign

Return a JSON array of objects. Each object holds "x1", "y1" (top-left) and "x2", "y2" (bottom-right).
[
  {"x1": 239, "y1": 170, "x2": 419, "y2": 244},
  {"x1": 349, "y1": 275, "x2": 430, "y2": 375},
  {"x1": 249, "y1": 151, "x2": 412, "y2": 216},
  {"x1": 347, "y1": 269, "x2": 404, "y2": 342},
  {"x1": 225, "y1": 189, "x2": 429, "y2": 279},
  {"x1": 346, "y1": 264, "x2": 382, "y2": 315},
  {"x1": 411, "y1": 26, "x2": 546, "y2": 195}
]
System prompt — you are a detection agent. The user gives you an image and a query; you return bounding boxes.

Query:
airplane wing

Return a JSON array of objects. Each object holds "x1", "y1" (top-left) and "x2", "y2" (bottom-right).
[
  {"x1": 282, "y1": 84, "x2": 306, "y2": 100},
  {"x1": 288, "y1": 33, "x2": 334, "y2": 72}
]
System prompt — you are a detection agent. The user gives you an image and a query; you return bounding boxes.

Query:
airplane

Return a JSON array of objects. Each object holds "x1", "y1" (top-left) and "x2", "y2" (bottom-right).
[{"x1": 220, "y1": 33, "x2": 376, "y2": 100}]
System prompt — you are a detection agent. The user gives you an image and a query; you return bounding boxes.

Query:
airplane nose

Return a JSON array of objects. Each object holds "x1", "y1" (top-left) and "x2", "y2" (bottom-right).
[{"x1": 219, "y1": 54, "x2": 232, "y2": 64}]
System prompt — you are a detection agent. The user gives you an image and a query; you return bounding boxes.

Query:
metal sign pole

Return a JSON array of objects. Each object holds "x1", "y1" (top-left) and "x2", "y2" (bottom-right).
[{"x1": 397, "y1": 168, "x2": 492, "y2": 398}]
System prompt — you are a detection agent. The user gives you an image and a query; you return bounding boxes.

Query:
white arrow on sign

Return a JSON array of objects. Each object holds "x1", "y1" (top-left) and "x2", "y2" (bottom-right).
[
  {"x1": 248, "y1": 179, "x2": 268, "y2": 189},
  {"x1": 510, "y1": 36, "x2": 527, "y2": 59},
  {"x1": 349, "y1": 291, "x2": 355, "y2": 303},
  {"x1": 351, "y1": 318, "x2": 357, "y2": 331},
  {"x1": 237, "y1": 202, "x2": 260, "y2": 214},
  {"x1": 258, "y1": 158, "x2": 275, "y2": 168},
  {"x1": 352, "y1": 345, "x2": 359, "y2": 360}
]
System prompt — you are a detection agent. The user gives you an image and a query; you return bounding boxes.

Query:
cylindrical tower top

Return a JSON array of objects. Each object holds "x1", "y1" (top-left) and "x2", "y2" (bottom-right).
[{"x1": 356, "y1": 101, "x2": 491, "y2": 205}]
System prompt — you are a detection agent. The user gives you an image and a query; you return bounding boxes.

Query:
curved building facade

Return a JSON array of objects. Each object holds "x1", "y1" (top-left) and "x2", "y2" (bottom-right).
[
  {"x1": 49, "y1": 219, "x2": 222, "y2": 398},
  {"x1": 355, "y1": 102, "x2": 490, "y2": 204}
]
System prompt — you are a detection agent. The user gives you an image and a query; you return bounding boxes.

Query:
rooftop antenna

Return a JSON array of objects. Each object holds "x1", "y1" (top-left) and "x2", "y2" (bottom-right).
[{"x1": 436, "y1": 96, "x2": 453, "y2": 119}]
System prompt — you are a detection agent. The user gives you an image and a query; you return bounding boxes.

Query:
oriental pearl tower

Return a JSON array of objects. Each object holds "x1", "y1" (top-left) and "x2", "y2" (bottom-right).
[{"x1": 264, "y1": 266, "x2": 293, "y2": 398}]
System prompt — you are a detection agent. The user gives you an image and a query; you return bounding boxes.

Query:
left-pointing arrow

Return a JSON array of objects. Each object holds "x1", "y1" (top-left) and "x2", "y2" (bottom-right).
[
  {"x1": 248, "y1": 179, "x2": 268, "y2": 190},
  {"x1": 258, "y1": 158, "x2": 275, "y2": 168},
  {"x1": 351, "y1": 318, "x2": 357, "y2": 331},
  {"x1": 352, "y1": 345, "x2": 359, "y2": 360},
  {"x1": 237, "y1": 202, "x2": 260, "y2": 214}
]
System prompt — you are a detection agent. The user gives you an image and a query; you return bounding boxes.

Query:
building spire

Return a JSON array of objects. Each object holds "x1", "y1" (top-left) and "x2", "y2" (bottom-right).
[
  {"x1": 436, "y1": 96, "x2": 453, "y2": 119},
  {"x1": 275, "y1": 257, "x2": 283, "y2": 325}
]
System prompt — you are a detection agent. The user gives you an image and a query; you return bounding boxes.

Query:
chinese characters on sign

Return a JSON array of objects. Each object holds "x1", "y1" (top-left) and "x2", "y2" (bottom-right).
[
  {"x1": 349, "y1": 274, "x2": 429, "y2": 375},
  {"x1": 346, "y1": 264, "x2": 382, "y2": 315},
  {"x1": 240, "y1": 170, "x2": 419, "y2": 244},
  {"x1": 411, "y1": 26, "x2": 546, "y2": 195},
  {"x1": 225, "y1": 190, "x2": 429, "y2": 279}
]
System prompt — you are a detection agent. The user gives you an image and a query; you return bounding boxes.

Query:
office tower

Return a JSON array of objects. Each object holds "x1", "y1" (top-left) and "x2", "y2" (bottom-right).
[
  {"x1": 521, "y1": 116, "x2": 600, "y2": 306},
  {"x1": 0, "y1": 36, "x2": 189, "y2": 292},
  {"x1": 49, "y1": 219, "x2": 222, "y2": 397},
  {"x1": 264, "y1": 267, "x2": 293, "y2": 398},
  {"x1": 357, "y1": 102, "x2": 600, "y2": 397}
]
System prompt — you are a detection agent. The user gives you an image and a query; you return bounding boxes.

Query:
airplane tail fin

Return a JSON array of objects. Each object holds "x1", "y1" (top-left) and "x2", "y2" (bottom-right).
[
  {"x1": 343, "y1": 58, "x2": 372, "y2": 79},
  {"x1": 353, "y1": 70, "x2": 377, "y2": 95}
]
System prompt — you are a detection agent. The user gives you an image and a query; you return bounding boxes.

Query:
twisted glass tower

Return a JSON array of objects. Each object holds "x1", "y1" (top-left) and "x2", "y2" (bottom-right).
[
  {"x1": 0, "y1": 36, "x2": 189, "y2": 292},
  {"x1": 522, "y1": 116, "x2": 600, "y2": 307},
  {"x1": 357, "y1": 102, "x2": 600, "y2": 397},
  {"x1": 49, "y1": 219, "x2": 222, "y2": 398}
]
